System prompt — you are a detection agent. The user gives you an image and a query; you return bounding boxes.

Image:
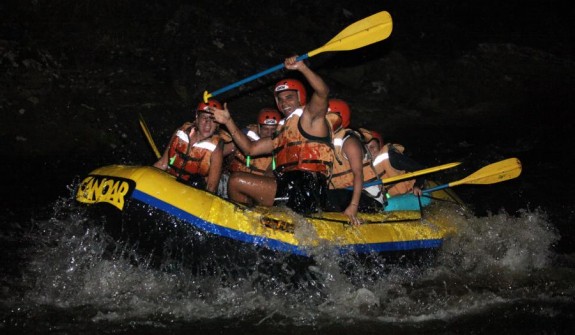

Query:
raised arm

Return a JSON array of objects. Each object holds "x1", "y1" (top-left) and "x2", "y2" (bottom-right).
[
  {"x1": 284, "y1": 56, "x2": 329, "y2": 133},
  {"x1": 210, "y1": 103, "x2": 274, "y2": 157}
]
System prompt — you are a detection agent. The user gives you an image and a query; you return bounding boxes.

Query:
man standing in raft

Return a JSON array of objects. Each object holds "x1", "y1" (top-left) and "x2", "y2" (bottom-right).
[{"x1": 211, "y1": 56, "x2": 333, "y2": 214}]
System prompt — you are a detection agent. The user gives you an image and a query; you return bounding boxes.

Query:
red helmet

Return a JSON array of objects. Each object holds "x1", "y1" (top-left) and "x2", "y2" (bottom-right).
[
  {"x1": 370, "y1": 130, "x2": 383, "y2": 146},
  {"x1": 328, "y1": 98, "x2": 351, "y2": 129},
  {"x1": 360, "y1": 128, "x2": 384, "y2": 146},
  {"x1": 274, "y1": 79, "x2": 307, "y2": 106},
  {"x1": 257, "y1": 108, "x2": 282, "y2": 125},
  {"x1": 196, "y1": 99, "x2": 222, "y2": 113}
]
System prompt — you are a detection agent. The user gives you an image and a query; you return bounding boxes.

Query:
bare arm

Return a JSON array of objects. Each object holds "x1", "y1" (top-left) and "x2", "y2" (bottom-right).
[
  {"x1": 153, "y1": 134, "x2": 175, "y2": 170},
  {"x1": 284, "y1": 56, "x2": 329, "y2": 136},
  {"x1": 342, "y1": 137, "x2": 364, "y2": 225},
  {"x1": 211, "y1": 103, "x2": 274, "y2": 156},
  {"x1": 206, "y1": 143, "x2": 223, "y2": 193}
]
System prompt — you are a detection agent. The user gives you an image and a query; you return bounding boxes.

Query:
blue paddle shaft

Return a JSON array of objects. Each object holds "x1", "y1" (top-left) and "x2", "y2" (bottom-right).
[
  {"x1": 210, "y1": 54, "x2": 310, "y2": 98},
  {"x1": 422, "y1": 184, "x2": 449, "y2": 193},
  {"x1": 351, "y1": 179, "x2": 449, "y2": 193}
]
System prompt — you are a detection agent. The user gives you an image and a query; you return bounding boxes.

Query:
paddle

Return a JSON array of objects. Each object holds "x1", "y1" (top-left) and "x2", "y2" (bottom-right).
[
  {"x1": 203, "y1": 11, "x2": 393, "y2": 102},
  {"x1": 138, "y1": 113, "x2": 161, "y2": 159},
  {"x1": 359, "y1": 162, "x2": 462, "y2": 189},
  {"x1": 423, "y1": 158, "x2": 522, "y2": 193}
]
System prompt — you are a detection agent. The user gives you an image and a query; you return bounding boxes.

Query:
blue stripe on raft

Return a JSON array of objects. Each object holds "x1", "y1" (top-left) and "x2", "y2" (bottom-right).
[
  {"x1": 132, "y1": 190, "x2": 442, "y2": 256},
  {"x1": 132, "y1": 190, "x2": 309, "y2": 256}
]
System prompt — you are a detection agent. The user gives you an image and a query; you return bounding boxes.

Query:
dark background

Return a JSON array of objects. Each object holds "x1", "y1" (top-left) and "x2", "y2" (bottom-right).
[{"x1": 1, "y1": 0, "x2": 574, "y2": 249}]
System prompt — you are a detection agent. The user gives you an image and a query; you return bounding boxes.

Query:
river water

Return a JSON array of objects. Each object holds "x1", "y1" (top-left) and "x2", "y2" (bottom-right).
[
  {"x1": 2, "y1": 1, "x2": 574, "y2": 332},
  {"x1": 2, "y1": 110, "x2": 574, "y2": 334}
]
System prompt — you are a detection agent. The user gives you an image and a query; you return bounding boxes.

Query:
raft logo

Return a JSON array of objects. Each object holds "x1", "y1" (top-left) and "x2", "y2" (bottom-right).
[{"x1": 76, "y1": 175, "x2": 135, "y2": 210}]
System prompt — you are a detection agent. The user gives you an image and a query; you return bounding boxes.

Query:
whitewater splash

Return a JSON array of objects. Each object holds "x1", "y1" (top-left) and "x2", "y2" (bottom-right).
[{"x1": 5, "y1": 194, "x2": 571, "y2": 331}]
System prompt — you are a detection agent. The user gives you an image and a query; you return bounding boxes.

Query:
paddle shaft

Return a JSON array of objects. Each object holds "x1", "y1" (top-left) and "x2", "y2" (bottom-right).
[
  {"x1": 204, "y1": 11, "x2": 392, "y2": 101},
  {"x1": 359, "y1": 162, "x2": 461, "y2": 189},
  {"x1": 139, "y1": 114, "x2": 161, "y2": 159},
  {"x1": 207, "y1": 54, "x2": 310, "y2": 99}
]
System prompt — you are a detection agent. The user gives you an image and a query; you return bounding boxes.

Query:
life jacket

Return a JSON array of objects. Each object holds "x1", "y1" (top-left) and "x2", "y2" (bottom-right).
[
  {"x1": 272, "y1": 108, "x2": 334, "y2": 177},
  {"x1": 370, "y1": 143, "x2": 416, "y2": 196},
  {"x1": 229, "y1": 124, "x2": 273, "y2": 175},
  {"x1": 329, "y1": 128, "x2": 379, "y2": 189},
  {"x1": 167, "y1": 124, "x2": 221, "y2": 182}
]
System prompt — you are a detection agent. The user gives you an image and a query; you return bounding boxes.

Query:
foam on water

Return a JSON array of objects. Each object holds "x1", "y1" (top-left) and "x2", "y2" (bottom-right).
[{"x1": 7, "y1": 194, "x2": 573, "y2": 330}]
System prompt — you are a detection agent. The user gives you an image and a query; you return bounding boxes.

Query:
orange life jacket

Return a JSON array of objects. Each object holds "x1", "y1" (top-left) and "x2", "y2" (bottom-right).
[
  {"x1": 229, "y1": 124, "x2": 273, "y2": 175},
  {"x1": 370, "y1": 143, "x2": 416, "y2": 196},
  {"x1": 329, "y1": 128, "x2": 379, "y2": 189},
  {"x1": 272, "y1": 108, "x2": 334, "y2": 177},
  {"x1": 167, "y1": 124, "x2": 221, "y2": 182}
]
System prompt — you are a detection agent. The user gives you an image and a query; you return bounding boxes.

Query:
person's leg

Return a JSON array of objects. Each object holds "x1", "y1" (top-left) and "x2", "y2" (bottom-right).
[{"x1": 228, "y1": 171, "x2": 277, "y2": 206}]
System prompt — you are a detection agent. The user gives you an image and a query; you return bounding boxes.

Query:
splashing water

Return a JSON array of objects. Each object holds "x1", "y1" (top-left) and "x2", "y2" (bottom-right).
[{"x1": 2, "y1": 194, "x2": 573, "y2": 333}]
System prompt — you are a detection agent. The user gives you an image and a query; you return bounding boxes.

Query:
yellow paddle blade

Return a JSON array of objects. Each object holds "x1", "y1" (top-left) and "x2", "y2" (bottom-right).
[
  {"x1": 308, "y1": 11, "x2": 393, "y2": 57},
  {"x1": 328, "y1": 11, "x2": 393, "y2": 43},
  {"x1": 139, "y1": 113, "x2": 161, "y2": 159},
  {"x1": 382, "y1": 162, "x2": 461, "y2": 185},
  {"x1": 451, "y1": 158, "x2": 522, "y2": 187}
]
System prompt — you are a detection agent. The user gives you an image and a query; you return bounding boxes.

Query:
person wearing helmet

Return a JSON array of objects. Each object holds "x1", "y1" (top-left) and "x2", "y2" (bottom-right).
[
  {"x1": 359, "y1": 128, "x2": 384, "y2": 159},
  {"x1": 359, "y1": 128, "x2": 425, "y2": 199},
  {"x1": 228, "y1": 107, "x2": 282, "y2": 176},
  {"x1": 325, "y1": 99, "x2": 382, "y2": 223},
  {"x1": 153, "y1": 99, "x2": 224, "y2": 194},
  {"x1": 211, "y1": 55, "x2": 332, "y2": 214}
]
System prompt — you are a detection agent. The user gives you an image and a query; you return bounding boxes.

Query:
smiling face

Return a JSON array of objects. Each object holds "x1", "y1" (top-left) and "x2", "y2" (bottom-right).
[
  {"x1": 275, "y1": 90, "x2": 301, "y2": 117},
  {"x1": 195, "y1": 111, "x2": 218, "y2": 138}
]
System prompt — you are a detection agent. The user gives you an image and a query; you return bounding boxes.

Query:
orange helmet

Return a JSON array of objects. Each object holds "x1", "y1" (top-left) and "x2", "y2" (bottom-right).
[
  {"x1": 257, "y1": 108, "x2": 282, "y2": 125},
  {"x1": 274, "y1": 79, "x2": 307, "y2": 106},
  {"x1": 328, "y1": 98, "x2": 351, "y2": 129},
  {"x1": 196, "y1": 99, "x2": 222, "y2": 114}
]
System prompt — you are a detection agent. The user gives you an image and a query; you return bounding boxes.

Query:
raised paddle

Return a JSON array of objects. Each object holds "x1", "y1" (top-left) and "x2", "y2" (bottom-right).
[
  {"x1": 359, "y1": 162, "x2": 462, "y2": 189},
  {"x1": 423, "y1": 158, "x2": 522, "y2": 193},
  {"x1": 203, "y1": 11, "x2": 393, "y2": 102},
  {"x1": 138, "y1": 113, "x2": 161, "y2": 159}
]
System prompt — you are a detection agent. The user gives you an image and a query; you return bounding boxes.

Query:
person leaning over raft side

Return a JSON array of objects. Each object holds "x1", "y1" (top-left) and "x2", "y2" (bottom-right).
[
  {"x1": 228, "y1": 107, "x2": 282, "y2": 176},
  {"x1": 325, "y1": 99, "x2": 382, "y2": 224},
  {"x1": 153, "y1": 99, "x2": 224, "y2": 194},
  {"x1": 359, "y1": 128, "x2": 425, "y2": 199},
  {"x1": 211, "y1": 56, "x2": 333, "y2": 214}
]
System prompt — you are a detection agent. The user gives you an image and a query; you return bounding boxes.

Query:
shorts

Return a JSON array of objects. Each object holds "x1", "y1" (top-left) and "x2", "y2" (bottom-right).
[{"x1": 274, "y1": 170, "x2": 328, "y2": 215}]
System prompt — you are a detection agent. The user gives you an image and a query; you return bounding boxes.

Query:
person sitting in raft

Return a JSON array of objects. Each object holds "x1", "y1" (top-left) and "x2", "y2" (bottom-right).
[
  {"x1": 228, "y1": 107, "x2": 282, "y2": 176},
  {"x1": 211, "y1": 56, "x2": 333, "y2": 215},
  {"x1": 153, "y1": 99, "x2": 224, "y2": 194},
  {"x1": 324, "y1": 99, "x2": 382, "y2": 224},
  {"x1": 359, "y1": 128, "x2": 425, "y2": 200}
]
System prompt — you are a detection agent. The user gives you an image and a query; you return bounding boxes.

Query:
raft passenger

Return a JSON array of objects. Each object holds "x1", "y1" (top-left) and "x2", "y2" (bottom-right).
[
  {"x1": 211, "y1": 56, "x2": 333, "y2": 214},
  {"x1": 325, "y1": 99, "x2": 382, "y2": 224},
  {"x1": 153, "y1": 99, "x2": 224, "y2": 194}
]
